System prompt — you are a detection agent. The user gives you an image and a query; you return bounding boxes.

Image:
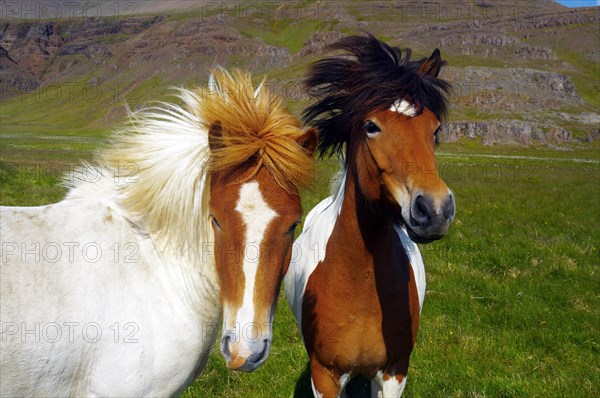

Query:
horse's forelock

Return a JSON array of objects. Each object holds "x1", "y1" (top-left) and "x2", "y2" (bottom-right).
[
  {"x1": 303, "y1": 34, "x2": 450, "y2": 158},
  {"x1": 200, "y1": 69, "x2": 315, "y2": 193}
]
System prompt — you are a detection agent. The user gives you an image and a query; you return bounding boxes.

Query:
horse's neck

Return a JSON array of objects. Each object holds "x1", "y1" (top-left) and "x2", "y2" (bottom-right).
[
  {"x1": 156, "y1": 243, "x2": 220, "y2": 310},
  {"x1": 335, "y1": 165, "x2": 396, "y2": 268},
  {"x1": 319, "y1": 165, "x2": 423, "y2": 315},
  {"x1": 67, "y1": 177, "x2": 219, "y2": 313}
]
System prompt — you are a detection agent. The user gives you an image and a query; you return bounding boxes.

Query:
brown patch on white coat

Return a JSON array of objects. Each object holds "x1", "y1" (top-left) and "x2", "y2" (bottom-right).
[{"x1": 203, "y1": 69, "x2": 318, "y2": 371}]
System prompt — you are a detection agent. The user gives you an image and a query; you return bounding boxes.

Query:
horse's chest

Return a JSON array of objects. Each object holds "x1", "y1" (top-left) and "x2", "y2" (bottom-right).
[{"x1": 302, "y1": 240, "x2": 420, "y2": 373}]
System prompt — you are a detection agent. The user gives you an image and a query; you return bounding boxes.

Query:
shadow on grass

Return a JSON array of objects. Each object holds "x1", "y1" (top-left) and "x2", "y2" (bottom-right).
[
  {"x1": 294, "y1": 362, "x2": 371, "y2": 397},
  {"x1": 293, "y1": 363, "x2": 312, "y2": 397}
]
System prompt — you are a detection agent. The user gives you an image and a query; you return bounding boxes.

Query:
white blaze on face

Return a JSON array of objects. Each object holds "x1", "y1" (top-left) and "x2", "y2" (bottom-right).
[
  {"x1": 232, "y1": 181, "x2": 277, "y2": 352},
  {"x1": 390, "y1": 99, "x2": 417, "y2": 117}
]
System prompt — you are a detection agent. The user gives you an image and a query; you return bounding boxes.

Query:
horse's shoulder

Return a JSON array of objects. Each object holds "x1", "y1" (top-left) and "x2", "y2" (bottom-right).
[
  {"x1": 291, "y1": 195, "x2": 337, "y2": 268},
  {"x1": 285, "y1": 195, "x2": 341, "y2": 323}
]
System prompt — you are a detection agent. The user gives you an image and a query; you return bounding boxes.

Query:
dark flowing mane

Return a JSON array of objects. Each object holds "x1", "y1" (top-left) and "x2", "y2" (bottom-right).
[{"x1": 303, "y1": 34, "x2": 450, "y2": 157}]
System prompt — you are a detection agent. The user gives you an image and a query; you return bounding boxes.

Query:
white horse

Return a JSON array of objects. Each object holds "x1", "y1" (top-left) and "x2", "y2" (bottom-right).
[{"x1": 0, "y1": 69, "x2": 317, "y2": 397}]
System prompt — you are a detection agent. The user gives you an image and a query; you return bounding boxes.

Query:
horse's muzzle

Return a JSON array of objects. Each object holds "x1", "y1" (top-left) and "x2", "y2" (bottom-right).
[
  {"x1": 407, "y1": 190, "x2": 455, "y2": 243},
  {"x1": 220, "y1": 332, "x2": 271, "y2": 372}
]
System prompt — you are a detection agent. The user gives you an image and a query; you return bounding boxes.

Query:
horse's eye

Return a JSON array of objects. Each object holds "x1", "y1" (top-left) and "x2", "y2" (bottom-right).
[
  {"x1": 210, "y1": 213, "x2": 221, "y2": 230},
  {"x1": 434, "y1": 126, "x2": 441, "y2": 145},
  {"x1": 364, "y1": 121, "x2": 381, "y2": 137},
  {"x1": 287, "y1": 221, "x2": 300, "y2": 235}
]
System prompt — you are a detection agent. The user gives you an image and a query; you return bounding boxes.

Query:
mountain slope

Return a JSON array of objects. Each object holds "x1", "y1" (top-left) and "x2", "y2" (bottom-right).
[{"x1": 0, "y1": 0, "x2": 598, "y2": 145}]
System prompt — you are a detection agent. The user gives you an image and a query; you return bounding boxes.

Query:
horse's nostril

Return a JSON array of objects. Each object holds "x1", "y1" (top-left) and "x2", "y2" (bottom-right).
[
  {"x1": 416, "y1": 196, "x2": 428, "y2": 217},
  {"x1": 261, "y1": 339, "x2": 270, "y2": 355},
  {"x1": 443, "y1": 195, "x2": 455, "y2": 220},
  {"x1": 246, "y1": 339, "x2": 269, "y2": 362},
  {"x1": 260, "y1": 342, "x2": 268, "y2": 357},
  {"x1": 221, "y1": 334, "x2": 232, "y2": 358},
  {"x1": 411, "y1": 194, "x2": 432, "y2": 225}
]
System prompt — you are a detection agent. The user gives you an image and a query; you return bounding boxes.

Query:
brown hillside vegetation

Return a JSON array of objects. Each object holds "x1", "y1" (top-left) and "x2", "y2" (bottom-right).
[{"x1": 0, "y1": 0, "x2": 598, "y2": 145}]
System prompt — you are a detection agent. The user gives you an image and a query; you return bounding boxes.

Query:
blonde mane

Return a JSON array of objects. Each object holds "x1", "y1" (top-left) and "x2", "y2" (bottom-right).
[
  {"x1": 66, "y1": 69, "x2": 313, "y2": 265},
  {"x1": 86, "y1": 88, "x2": 211, "y2": 262},
  {"x1": 200, "y1": 68, "x2": 315, "y2": 193}
]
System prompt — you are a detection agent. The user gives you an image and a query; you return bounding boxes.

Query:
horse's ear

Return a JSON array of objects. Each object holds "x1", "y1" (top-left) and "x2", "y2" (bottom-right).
[
  {"x1": 418, "y1": 49, "x2": 443, "y2": 77},
  {"x1": 208, "y1": 122, "x2": 223, "y2": 151},
  {"x1": 296, "y1": 127, "x2": 318, "y2": 156}
]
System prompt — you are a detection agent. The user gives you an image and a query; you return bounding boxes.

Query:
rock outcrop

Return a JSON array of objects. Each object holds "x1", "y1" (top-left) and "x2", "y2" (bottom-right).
[{"x1": 439, "y1": 120, "x2": 578, "y2": 146}]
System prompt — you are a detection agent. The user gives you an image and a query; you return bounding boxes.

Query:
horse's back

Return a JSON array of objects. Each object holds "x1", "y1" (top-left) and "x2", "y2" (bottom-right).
[
  {"x1": 1, "y1": 198, "x2": 137, "y2": 293},
  {"x1": 1, "y1": 198, "x2": 136, "y2": 306},
  {"x1": 1, "y1": 197, "x2": 129, "y2": 242}
]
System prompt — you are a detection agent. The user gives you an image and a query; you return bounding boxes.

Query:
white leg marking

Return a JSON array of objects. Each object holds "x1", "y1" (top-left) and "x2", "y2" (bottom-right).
[
  {"x1": 311, "y1": 377, "x2": 324, "y2": 398},
  {"x1": 370, "y1": 379, "x2": 380, "y2": 398},
  {"x1": 233, "y1": 181, "x2": 277, "y2": 352},
  {"x1": 339, "y1": 373, "x2": 351, "y2": 398},
  {"x1": 372, "y1": 370, "x2": 407, "y2": 398}
]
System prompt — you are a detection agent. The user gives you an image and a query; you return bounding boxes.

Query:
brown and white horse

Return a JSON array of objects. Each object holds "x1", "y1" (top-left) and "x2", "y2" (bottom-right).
[
  {"x1": 0, "y1": 69, "x2": 316, "y2": 396},
  {"x1": 285, "y1": 35, "x2": 455, "y2": 397}
]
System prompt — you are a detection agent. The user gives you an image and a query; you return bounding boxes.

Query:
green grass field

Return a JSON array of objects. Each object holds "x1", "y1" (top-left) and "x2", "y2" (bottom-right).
[{"x1": 0, "y1": 137, "x2": 598, "y2": 397}]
